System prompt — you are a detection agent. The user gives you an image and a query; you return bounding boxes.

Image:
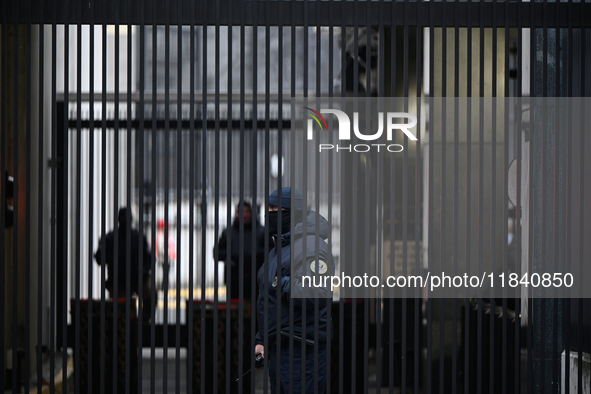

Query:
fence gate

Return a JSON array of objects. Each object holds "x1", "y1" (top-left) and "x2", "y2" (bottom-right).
[{"x1": 2, "y1": 1, "x2": 591, "y2": 393}]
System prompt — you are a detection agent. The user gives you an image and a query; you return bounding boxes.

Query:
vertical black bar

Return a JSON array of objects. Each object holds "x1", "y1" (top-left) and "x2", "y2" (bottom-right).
[
  {"x1": 327, "y1": 2, "x2": 335, "y2": 393},
  {"x1": 477, "y1": 2, "x2": 486, "y2": 393},
  {"x1": 74, "y1": 6, "x2": 83, "y2": 393},
  {"x1": 235, "y1": 3, "x2": 244, "y2": 385},
  {"x1": 113, "y1": 9, "x2": 122, "y2": 394},
  {"x1": 552, "y1": 3, "x2": 561, "y2": 392},
  {"x1": 563, "y1": 2, "x2": 573, "y2": 393},
  {"x1": 539, "y1": 1, "x2": 548, "y2": 392},
  {"x1": 276, "y1": 1, "x2": 286, "y2": 387},
  {"x1": 187, "y1": 0, "x2": 196, "y2": 392},
  {"x1": 199, "y1": 2, "x2": 208, "y2": 393},
  {"x1": 123, "y1": 4, "x2": 132, "y2": 389},
  {"x1": 224, "y1": 5, "x2": 233, "y2": 393},
  {"x1": 527, "y1": 3, "x2": 535, "y2": 390},
  {"x1": 124, "y1": 24, "x2": 135, "y2": 392},
  {"x1": 338, "y1": 3, "x2": 346, "y2": 393},
  {"x1": 452, "y1": 2, "x2": 460, "y2": 393},
  {"x1": 25, "y1": 0, "x2": 33, "y2": 391},
  {"x1": 427, "y1": 1, "x2": 435, "y2": 391},
  {"x1": 364, "y1": 2, "x2": 371, "y2": 393},
  {"x1": 150, "y1": 3, "x2": 158, "y2": 391},
  {"x1": 414, "y1": 11, "x2": 423, "y2": 394},
  {"x1": 272, "y1": 0, "x2": 282, "y2": 392},
  {"x1": 12, "y1": 2, "x2": 21, "y2": 392},
  {"x1": 402, "y1": 1, "x2": 410, "y2": 392},
  {"x1": 37, "y1": 12, "x2": 46, "y2": 394},
  {"x1": 52, "y1": 10, "x2": 69, "y2": 390},
  {"x1": 541, "y1": 3, "x2": 549, "y2": 390},
  {"x1": 113, "y1": 12, "x2": 121, "y2": 394},
  {"x1": 61, "y1": 6, "x2": 70, "y2": 389},
  {"x1": 577, "y1": 25, "x2": 586, "y2": 394},
  {"x1": 551, "y1": 5, "x2": 572, "y2": 385},
  {"x1": 183, "y1": 3, "x2": 192, "y2": 392},
  {"x1": 114, "y1": 6, "x2": 122, "y2": 393},
  {"x1": 284, "y1": 1, "x2": 292, "y2": 391},
  {"x1": 502, "y1": 2, "x2": 510, "y2": 393},
  {"x1": 352, "y1": 2, "x2": 359, "y2": 393},
  {"x1": 375, "y1": 2, "x2": 384, "y2": 393},
  {"x1": 491, "y1": 2, "x2": 499, "y2": 393},
  {"x1": 314, "y1": 4, "x2": 321, "y2": 394},
  {"x1": 224, "y1": 12, "x2": 234, "y2": 393},
  {"x1": 0, "y1": 1, "x2": 6, "y2": 389},
  {"x1": 186, "y1": 1, "x2": 198, "y2": 393},
  {"x1": 125, "y1": 0, "x2": 135, "y2": 388},
  {"x1": 87, "y1": 9, "x2": 95, "y2": 394},
  {"x1": 200, "y1": 2, "x2": 209, "y2": 393},
  {"x1": 580, "y1": 32, "x2": 586, "y2": 394},
  {"x1": 515, "y1": 1, "x2": 523, "y2": 392},
  {"x1": 175, "y1": 2, "x2": 183, "y2": 393},
  {"x1": 439, "y1": 5, "x2": 447, "y2": 394},
  {"x1": 464, "y1": 0, "x2": 473, "y2": 390},
  {"x1": 288, "y1": 3, "x2": 296, "y2": 393},
  {"x1": 100, "y1": 19, "x2": 108, "y2": 394},
  {"x1": 301, "y1": 3, "x2": 310, "y2": 394},
  {"x1": 126, "y1": 0, "x2": 134, "y2": 392},
  {"x1": 501, "y1": 1, "x2": 518, "y2": 391},
  {"x1": 388, "y1": 14, "x2": 397, "y2": 394},
  {"x1": 227, "y1": 3, "x2": 236, "y2": 390},
  {"x1": 287, "y1": 8, "x2": 296, "y2": 394},
  {"x1": 137, "y1": 0, "x2": 146, "y2": 391},
  {"x1": 163, "y1": 1, "x2": 171, "y2": 389},
  {"x1": 212, "y1": 0, "x2": 220, "y2": 392},
  {"x1": 49, "y1": 20, "x2": 57, "y2": 394},
  {"x1": 236, "y1": 67, "x2": 244, "y2": 394}
]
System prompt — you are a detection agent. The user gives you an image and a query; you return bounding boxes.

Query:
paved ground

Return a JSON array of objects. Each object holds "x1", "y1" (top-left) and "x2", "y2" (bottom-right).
[
  {"x1": 139, "y1": 348, "x2": 397, "y2": 394},
  {"x1": 140, "y1": 348, "x2": 268, "y2": 394},
  {"x1": 11, "y1": 344, "x2": 529, "y2": 393},
  {"x1": 138, "y1": 347, "x2": 530, "y2": 394}
]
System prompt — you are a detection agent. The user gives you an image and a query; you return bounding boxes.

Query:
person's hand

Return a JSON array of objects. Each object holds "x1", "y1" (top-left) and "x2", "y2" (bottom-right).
[{"x1": 255, "y1": 344, "x2": 265, "y2": 362}]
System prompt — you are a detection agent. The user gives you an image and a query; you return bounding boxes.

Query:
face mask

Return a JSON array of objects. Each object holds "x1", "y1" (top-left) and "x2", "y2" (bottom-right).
[{"x1": 267, "y1": 210, "x2": 291, "y2": 235}]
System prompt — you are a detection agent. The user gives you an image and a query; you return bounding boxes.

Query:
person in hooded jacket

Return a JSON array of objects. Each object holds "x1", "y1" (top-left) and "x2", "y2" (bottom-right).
[
  {"x1": 255, "y1": 187, "x2": 333, "y2": 394},
  {"x1": 214, "y1": 201, "x2": 270, "y2": 301},
  {"x1": 94, "y1": 207, "x2": 154, "y2": 322}
]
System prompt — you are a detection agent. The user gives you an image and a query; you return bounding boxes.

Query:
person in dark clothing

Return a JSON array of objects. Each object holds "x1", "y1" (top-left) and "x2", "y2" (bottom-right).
[
  {"x1": 255, "y1": 187, "x2": 333, "y2": 394},
  {"x1": 94, "y1": 207, "x2": 153, "y2": 321},
  {"x1": 214, "y1": 201, "x2": 270, "y2": 301}
]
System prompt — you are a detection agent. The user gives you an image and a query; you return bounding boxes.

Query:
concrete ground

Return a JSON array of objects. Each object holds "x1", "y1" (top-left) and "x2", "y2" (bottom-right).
[{"x1": 11, "y1": 343, "x2": 529, "y2": 393}]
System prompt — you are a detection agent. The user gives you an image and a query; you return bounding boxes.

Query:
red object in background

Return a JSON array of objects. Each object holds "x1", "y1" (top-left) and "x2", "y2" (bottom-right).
[{"x1": 156, "y1": 219, "x2": 176, "y2": 262}]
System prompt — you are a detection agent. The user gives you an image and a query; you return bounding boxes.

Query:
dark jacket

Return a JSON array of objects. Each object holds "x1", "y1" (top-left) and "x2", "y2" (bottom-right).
[
  {"x1": 214, "y1": 218, "x2": 270, "y2": 300},
  {"x1": 94, "y1": 226, "x2": 152, "y2": 296},
  {"x1": 256, "y1": 210, "x2": 333, "y2": 347}
]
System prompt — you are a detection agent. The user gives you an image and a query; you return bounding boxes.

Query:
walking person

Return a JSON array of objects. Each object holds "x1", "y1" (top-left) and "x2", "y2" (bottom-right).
[{"x1": 255, "y1": 187, "x2": 333, "y2": 394}]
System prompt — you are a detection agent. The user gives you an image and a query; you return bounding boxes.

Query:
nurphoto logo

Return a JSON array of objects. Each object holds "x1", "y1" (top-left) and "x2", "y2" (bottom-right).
[{"x1": 304, "y1": 107, "x2": 418, "y2": 153}]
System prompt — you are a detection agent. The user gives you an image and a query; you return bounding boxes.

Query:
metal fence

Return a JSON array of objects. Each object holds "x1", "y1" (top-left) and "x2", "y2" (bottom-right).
[{"x1": 2, "y1": 0, "x2": 591, "y2": 393}]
